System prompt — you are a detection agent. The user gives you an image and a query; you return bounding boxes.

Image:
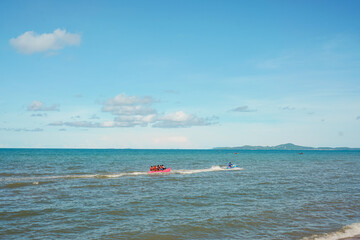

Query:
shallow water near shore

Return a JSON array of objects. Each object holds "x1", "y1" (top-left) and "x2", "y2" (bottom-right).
[{"x1": 1, "y1": 149, "x2": 360, "y2": 239}]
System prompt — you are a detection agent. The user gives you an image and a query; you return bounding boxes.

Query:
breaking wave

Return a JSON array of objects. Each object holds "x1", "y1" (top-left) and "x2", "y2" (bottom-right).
[{"x1": 301, "y1": 223, "x2": 360, "y2": 240}]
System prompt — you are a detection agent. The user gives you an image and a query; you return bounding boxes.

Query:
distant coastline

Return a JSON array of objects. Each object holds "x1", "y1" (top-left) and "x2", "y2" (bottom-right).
[
  {"x1": 0, "y1": 143, "x2": 359, "y2": 150},
  {"x1": 213, "y1": 143, "x2": 360, "y2": 151}
]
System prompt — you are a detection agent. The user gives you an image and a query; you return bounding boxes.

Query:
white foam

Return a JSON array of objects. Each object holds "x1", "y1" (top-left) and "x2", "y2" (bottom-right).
[
  {"x1": 301, "y1": 223, "x2": 360, "y2": 240},
  {"x1": 98, "y1": 172, "x2": 148, "y2": 178},
  {"x1": 0, "y1": 166, "x2": 243, "y2": 181},
  {"x1": 172, "y1": 165, "x2": 243, "y2": 175}
]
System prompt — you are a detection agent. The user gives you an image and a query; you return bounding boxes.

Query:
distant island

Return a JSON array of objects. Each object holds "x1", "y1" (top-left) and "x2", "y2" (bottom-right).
[{"x1": 213, "y1": 143, "x2": 360, "y2": 151}]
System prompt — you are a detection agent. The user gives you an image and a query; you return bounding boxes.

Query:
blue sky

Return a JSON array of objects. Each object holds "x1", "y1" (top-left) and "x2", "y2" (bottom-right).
[{"x1": 1, "y1": 0, "x2": 359, "y2": 148}]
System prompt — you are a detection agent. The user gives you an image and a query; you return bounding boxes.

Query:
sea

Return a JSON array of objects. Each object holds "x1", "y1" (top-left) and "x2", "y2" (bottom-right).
[{"x1": 1, "y1": 149, "x2": 360, "y2": 240}]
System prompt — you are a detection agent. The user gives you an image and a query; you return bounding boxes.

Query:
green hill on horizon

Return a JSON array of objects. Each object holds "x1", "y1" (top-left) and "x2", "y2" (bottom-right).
[{"x1": 213, "y1": 143, "x2": 359, "y2": 150}]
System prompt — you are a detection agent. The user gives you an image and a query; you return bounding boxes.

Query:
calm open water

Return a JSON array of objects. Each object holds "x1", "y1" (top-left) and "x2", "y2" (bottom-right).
[{"x1": 1, "y1": 149, "x2": 360, "y2": 240}]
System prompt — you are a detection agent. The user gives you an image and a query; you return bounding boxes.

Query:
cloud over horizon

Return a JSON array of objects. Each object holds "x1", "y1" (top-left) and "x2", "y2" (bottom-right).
[
  {"x1": 48, "y1": 93, "x2": 215, "y2": 129},
  {"x1": 101, "y1": 93, "x2": 158, "y2": 127},
  {"x1": 153, "y1": 111, "x2": 214, "y2": 128},
  {"x1": 10, "y1": 29, "x2": 81, "y2": 54}
]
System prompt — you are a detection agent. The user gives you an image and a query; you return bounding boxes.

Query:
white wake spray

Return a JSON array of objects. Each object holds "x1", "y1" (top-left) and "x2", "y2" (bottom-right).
[
  {"x1": 172, "y1": 165, "x2": 243, "y2": 175},
  {"x1": 0, "y1": 166, "x2": 243, "y2": 182}
]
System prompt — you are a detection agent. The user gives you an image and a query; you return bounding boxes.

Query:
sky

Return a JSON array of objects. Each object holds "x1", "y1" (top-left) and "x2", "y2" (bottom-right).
[{"x1": 0, "y1": 0, "x2": 360, "y2": 149}]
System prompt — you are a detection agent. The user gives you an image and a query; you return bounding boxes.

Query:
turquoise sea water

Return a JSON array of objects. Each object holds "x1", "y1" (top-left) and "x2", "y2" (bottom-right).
[{"x1": 1, "y1": 149, "x2": 360, "y2": 240}]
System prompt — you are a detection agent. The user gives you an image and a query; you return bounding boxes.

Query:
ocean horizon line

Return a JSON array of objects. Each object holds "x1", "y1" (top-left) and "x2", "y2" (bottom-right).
[{"x1": 1, "y1": 146, "x2": 360, "y2": 151}]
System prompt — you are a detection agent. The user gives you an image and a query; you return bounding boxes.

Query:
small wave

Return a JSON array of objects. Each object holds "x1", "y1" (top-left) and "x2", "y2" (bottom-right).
[
  {"x1": 1, "y1": 209, "x2": 56, "y2": 220},
  {"x1": 1, "y1": 182, "x2": 34, "y2": 189},
  {"x1": 301, "y1": 223, "x2": 360, "y2": 240},
  {"x1": 0, "y1": 180, "x2": 54, "y2": 189}
]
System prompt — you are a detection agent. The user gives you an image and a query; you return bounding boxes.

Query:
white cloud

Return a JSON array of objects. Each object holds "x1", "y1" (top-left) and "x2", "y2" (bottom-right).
[
  {"x1": 103, "y1": 105, "x2": 156, "y2": 116},
  {"x1": 28, "y1": 100, "x2": 59, "y2": 111},
  {"x1": 31, "y1": 113, "x2": 47, "y2": 117},
  {"x1": 104, "y1": 93, "x2": 154, "y2": 106},
  {"x1": 280, "y1": 106, "x2": 296, "y2": 111},
  {"x1": 101, "y1": 93, "x2": 157, "y2": 126},
  {"x1": 231, "y1": 105, "x2": 256, "y2": 112},
  {"x1": 10, "y1": 29, "x2": 81, "y2": 54},
  {"x1": 49, "y1": 110, "x2": 213, "y2": 129},
  {"x1": 48, "y1": 94, "x2": 215, "y2": 129},
  {"x1": 102, "y1": 93, "x2": 155, "y2": 115},
  {"x1": 48, "y1": 121, "x2": 64, "y2": 126},
  {"x1": 0, "y1": 128, "x2": 43, "y2": 132},
  {"x1": 49, "y1": 114, "x2": 158, "y2": 128},
  {"x1": 114, "y1": 114, "x2": 157, "y2": 127},
  {"x1": 153, "y1": 111, "x2": 213, "y2": 128},
  {"x1": 49, "y1": 121, "x2": 100, "y2": 128},
  {"x1": 49, "y1": 110, "x2": 212, "y2": 129}
]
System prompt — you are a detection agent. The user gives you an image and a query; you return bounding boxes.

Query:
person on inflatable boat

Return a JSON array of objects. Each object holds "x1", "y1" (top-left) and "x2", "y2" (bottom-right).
[
  {"x1": 150, "y1": 165, "x2": 167, "y2": 171},
  {"x1": 228, "y1": 162, "x2": 233, "y2": 168}
]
